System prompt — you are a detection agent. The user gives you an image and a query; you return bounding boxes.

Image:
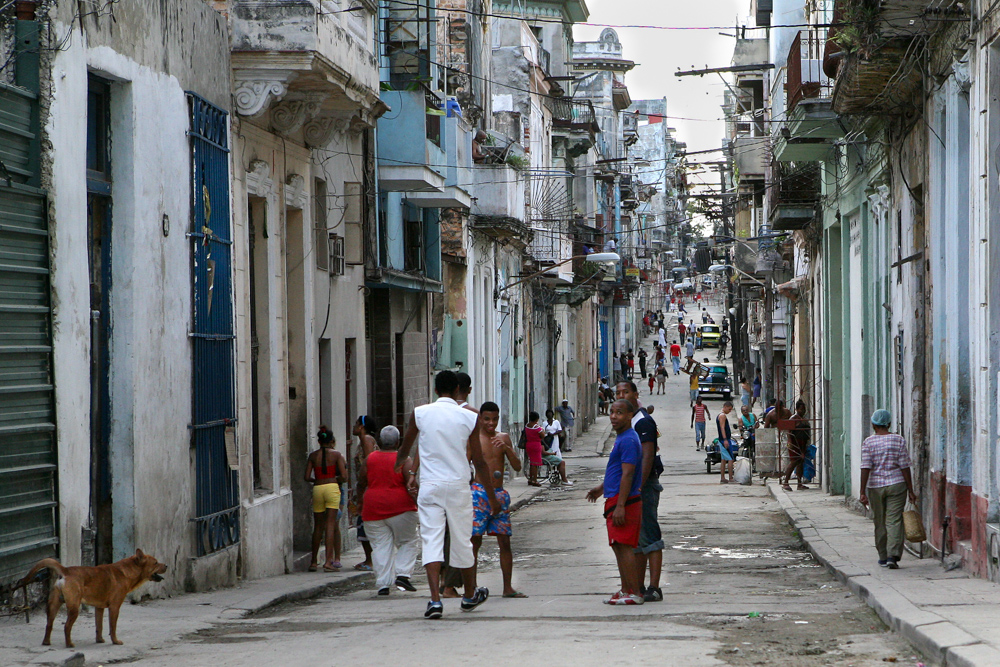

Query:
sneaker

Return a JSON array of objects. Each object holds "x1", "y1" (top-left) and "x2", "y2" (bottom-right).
[
  {"x1": 460, "y1": 587, "x2": 489, "y2": 611},
  {"x1": 563, "y1": 480, "x2": 575, "y2": 486},
  {"x1": 377, "y1": 587, "x2": 390, "y2": 596},
  {"x1": 604, "y1": 590, "x2": 625, "y2": 605},
  {"x1": 610, "y1": 593, "x2": 644, "y2": 605},
  {"x1": 424, "y1": 601, "x2": 443, "y2": 619},
  {"x1": 878, "y1": 559, "x2": 889, "y2": 567},
  {"x1": 887, "y1": 558, "x2": 899, "y2": 569},
  {"x1": 395, "y1": 576, "x2": 416, "y2": 592},
  {"x1": 643, "y1": 586, "x2": 663, "y2": 602}
]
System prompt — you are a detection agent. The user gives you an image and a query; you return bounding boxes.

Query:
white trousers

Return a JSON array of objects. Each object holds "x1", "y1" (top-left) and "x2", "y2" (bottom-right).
[
  {"x1": 364, "y1": 511, "x2": 420, "y2": 589},
  {"x1": 417, "y1": 480, "x2": 474, "y2": 569}
]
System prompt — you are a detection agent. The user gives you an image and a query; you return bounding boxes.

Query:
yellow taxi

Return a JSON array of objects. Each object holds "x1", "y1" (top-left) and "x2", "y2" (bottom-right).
[{"x1": 695, "y1": 324, "x2": 722, "y2": 348}]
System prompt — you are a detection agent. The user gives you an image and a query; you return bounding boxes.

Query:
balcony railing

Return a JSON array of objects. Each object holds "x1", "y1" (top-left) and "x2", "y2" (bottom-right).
[
  {"x1": 551, "y1": 98, "x2": 598, "y2": 133},
  {"x1": 769, "y1": 161, "x2": 821, "y2": 230},
  {"x1": 786, "y1": 30, "x2": 831, "y2": 113}
]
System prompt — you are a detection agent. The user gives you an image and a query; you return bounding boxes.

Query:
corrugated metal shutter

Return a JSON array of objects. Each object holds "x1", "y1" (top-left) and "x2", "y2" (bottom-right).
[{"x1": 0, "y1": 64, "x2": 58, "y2": 585}]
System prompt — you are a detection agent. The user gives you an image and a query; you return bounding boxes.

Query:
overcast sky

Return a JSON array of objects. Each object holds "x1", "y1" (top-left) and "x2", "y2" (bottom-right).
[{"x1": 575, "y1": 0, "x2": 748, "y2": 178}]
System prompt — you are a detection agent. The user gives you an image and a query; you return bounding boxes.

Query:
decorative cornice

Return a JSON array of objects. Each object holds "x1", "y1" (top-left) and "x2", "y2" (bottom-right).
[
  {"x1": 234, "y1": 71, "x2": 292, "y2": 118},
  {"x1": 303, "y1": 111, "x2": 374, "y2": 148},
  {"x1": 271, "y1": 93, "x2": 326, "y2": 136},
  {"x1": 285, "y1": 173, "x2": 309, "y2": 210},
  {"x1": 246, "y1": 159, "x2": 275, "y2": 199}
]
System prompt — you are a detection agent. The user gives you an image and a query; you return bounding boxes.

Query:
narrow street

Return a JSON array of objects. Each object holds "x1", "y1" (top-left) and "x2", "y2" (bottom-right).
[{"x1": 116, "y1": 321, "x2": 922, "y2": 667}]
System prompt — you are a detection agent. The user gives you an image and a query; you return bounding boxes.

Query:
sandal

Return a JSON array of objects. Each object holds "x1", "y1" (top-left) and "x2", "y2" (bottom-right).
[
  {"x1": 782, "y1": 484, "x2": 794, "y2": 492},
  {"x1": 323, "y1": 563, "x2": 340, "y2": 572},
  {"x1": 330, "y1": 561, "x2": 342, "y2": 569},
  {"x1": 719, "y1": 478, "x2": 729, "y2": 484},
  {"x1": 797, "y1": 485, "x2": 810, "y2": 491},
  {"x1": 354, "y1": 562, "x2": 372, "y2": 571},
  {"x1": 308, "y1": 564, "x2": 318, "y2": 572},
  {"x1": 502, "y1": 591, "x2": 529, "y2": 598}
]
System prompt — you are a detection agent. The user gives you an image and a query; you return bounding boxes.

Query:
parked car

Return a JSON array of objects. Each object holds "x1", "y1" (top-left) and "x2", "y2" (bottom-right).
[
  {"x1": 695, "y1": 324, "x2": 721, "y2": 348},
  {"x1": 698, "y1": 364, "x2": 732, "y2": 400}
]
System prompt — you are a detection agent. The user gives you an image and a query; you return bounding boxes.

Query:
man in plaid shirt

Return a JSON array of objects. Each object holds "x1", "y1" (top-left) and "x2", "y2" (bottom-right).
[{"x1": 859, "y1": 409, "x2": 918, "y2": 569}]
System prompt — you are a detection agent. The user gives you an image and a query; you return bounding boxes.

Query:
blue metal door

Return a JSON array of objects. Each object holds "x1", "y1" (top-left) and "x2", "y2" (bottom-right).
[{"x1": 188, "y1": 94, "x2": 238, "y2": 556}]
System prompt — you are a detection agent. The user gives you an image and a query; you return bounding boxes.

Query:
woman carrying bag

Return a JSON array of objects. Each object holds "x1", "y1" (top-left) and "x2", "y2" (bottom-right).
[{"x1": 859, "y1": 409, "x2": 918, "y2": 569}]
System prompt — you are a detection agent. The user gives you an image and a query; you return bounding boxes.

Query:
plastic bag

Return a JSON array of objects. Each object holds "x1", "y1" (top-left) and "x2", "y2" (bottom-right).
[
  {"x1": 733, "y1": 456, "x2": 753, "y2": 485},
  {"x1": 903, "y1": 503, "x2": 926, "y2": 543}
]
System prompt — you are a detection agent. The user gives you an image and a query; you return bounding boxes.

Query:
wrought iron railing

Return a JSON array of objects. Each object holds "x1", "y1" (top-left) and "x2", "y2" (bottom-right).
[
  {"x1": 786, "y1": 29, "x2": 832, "y2": 112},
  {"x1": 550, "y1": 98, "x2": 598, "y2": 132}
]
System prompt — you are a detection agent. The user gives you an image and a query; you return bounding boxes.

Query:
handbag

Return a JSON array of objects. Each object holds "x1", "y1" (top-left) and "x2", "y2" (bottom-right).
[
  {"x1": 516, "y1": 430, "x2": 526, "y2": 450},
  {"x1": 903, "y1": 502, "x2": 926, "y2": 543}
]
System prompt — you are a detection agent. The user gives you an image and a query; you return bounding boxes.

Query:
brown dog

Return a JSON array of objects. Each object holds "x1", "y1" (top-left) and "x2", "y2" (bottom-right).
[{"x1": 19, "y1": 549, "x2": 167, "y2": 648}]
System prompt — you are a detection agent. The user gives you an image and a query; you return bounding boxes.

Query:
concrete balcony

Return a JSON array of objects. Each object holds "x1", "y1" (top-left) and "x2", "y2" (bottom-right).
[
  {"x1": 404, "y1": 115, "x2": 473, "y2": 208},
  {"x1": 469, "y1": 165, "x2": 531, "y2": 244},
  {"x1": 773, "y1": 99, "x2": 841, "y2": 162},
  {"x1": 733, "y1": 136, "x2": 767, "y2": 178},
  {"x1": 376, "y1": 90, "x2": 447, "y2": 193},
  {"x1": 230, "y1": 0, "x2": 385, "y2": 140}
]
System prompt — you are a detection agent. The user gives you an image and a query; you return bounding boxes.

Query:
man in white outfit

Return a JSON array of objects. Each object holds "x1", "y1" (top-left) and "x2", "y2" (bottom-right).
[{"x1": 397, "y1": 370, "x2": 500, "y2": 619}]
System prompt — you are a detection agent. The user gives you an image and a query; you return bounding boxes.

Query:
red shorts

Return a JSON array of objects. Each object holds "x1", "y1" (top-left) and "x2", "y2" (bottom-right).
[{"x1": 603, "y1": 494, "x2": 642, "y2": 547}]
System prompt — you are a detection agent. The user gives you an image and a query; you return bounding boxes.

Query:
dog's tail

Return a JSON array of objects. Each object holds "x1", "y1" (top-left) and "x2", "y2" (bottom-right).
[{"x1": 18, "y1": 558, "x2": 67, "y2": 588}]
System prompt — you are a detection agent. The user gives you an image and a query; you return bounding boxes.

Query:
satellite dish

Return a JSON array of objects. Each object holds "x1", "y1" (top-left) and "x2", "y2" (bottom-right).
[{"x1": 566, "y1": 360, "x2": 584, "y2": 378}]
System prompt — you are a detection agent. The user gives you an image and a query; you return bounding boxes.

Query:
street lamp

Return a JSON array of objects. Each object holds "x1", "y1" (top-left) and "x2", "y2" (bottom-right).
[{"x1": 496, "y1": 253, "x2": 621, "y2": 295}]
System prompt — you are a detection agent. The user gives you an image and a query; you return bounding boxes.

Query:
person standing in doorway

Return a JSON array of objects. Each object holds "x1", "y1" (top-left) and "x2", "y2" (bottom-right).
[
  {"x1": 557, "y1": 399, "x2": 575, "y2": 452},
  {"x1": 669, "y1": 340, "x2": 682, "y2": 375},
  {"x1": 305, "y1": 426, "x2": 347, "y2": 572},
  {"x1": 396, "y1": 370, "x2": 499, "y2": 619},
  {"x1": 859, "y1": 409, "x2": 918, "y2": 569},
  {"x1": 690, "y1": 397, "x2": 710, "y2": 450},
  {"x1": 637, "y1": 348, "x2": 648, "y2": 379},
  {"x1": 716, "y1": 402, "x2": 736, "y2": 483},
  {"x1": 780, "y1": 400, "x2": 811, "y2": 491},
  {"x1": 352, "y1": 416, "x2": 379, "y2": 571},
  {"x1": 615, "y1": 381, "x2": 665, "y2": 602},
  {"x1": 586, "y1": 400, "x2": 644, "y2": 605}
]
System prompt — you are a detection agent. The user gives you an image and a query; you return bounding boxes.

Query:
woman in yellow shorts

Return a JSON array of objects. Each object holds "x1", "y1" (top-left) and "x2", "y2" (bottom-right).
[{"x1": 305, "y1": 426, "x2": 347, "y2": 572}]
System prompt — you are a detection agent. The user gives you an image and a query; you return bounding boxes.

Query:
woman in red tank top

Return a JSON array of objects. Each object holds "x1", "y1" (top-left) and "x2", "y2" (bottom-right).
[{"x1": 356, "y1": 425, "x2": 420, "y2": 595}]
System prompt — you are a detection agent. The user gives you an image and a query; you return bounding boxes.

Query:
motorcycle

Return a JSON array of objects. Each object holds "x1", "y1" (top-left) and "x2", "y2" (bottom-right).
[{"x1": 704, "y1": 437, "x2": 739, "y2": 474}]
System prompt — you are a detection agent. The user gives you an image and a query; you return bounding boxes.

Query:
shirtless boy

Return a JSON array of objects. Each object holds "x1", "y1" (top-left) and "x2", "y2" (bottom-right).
[{"x1": 470, "y1": 402, "x2": 527, "y2": 598}]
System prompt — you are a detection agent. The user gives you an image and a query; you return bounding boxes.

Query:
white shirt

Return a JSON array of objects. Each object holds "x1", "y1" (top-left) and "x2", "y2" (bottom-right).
[
  {"x1": 545, "y1": 419, "x2": 562, "y2": 455},
  {"x1": 658, "y1": 328, "x2": 667, "y2": 347},
  {"x1": 414, "y1": 397, "x2": 479, "y2": 484}
]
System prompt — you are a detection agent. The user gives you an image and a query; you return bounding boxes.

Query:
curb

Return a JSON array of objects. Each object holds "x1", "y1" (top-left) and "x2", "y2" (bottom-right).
[{"x1": 767, "y1": 482, "x2": 1000, "y2": 667}]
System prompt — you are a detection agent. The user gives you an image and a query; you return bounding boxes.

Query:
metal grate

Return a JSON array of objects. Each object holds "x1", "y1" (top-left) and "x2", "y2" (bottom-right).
[{"x1": 187, "y1": 93, "x2": 239, "y2": 556}]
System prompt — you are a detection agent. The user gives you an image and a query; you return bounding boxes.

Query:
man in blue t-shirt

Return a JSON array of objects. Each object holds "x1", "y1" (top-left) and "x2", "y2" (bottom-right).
[
  {"x1": 587, "y1": 399, "x2": 644, "y2": 605},
  {"x1": 615, "y1": 381, "x2": 664, "y2": 602}
]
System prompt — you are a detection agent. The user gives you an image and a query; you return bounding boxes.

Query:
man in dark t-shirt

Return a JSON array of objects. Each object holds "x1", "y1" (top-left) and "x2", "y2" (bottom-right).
[{"x1": 615, "y1": 381, "x2": 664, "y2": 602}]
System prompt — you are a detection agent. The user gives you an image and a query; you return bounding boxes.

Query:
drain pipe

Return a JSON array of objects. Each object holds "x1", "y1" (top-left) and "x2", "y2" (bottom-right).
[{"x1": 941, "y1": 514, "x2": 951, "y2": 565}]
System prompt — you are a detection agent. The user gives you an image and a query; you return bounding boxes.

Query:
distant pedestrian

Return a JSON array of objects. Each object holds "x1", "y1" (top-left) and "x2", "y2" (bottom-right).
[
  {"x1": 655, "y1": 343, "x2": 665, "y2": 366},
  {"x1": 305, "y1": 426, "x2": 347, "y2": 572},
  {"x1": 678, "y1": 321, "x2": 687, "y2": 345},
  {"x1": 647, "y1": 373, "x2": 655, "y2": 394},
  {"x1": 740, "y1": 405, "x2": 758, "y2": 456},
  {"x1": 627, "y1": 349, "x2": 635, "y2": 379},
  {"x1": 685, "y1": 338, "x2": 695, "y2": 365},
  {"x1": 619, "y1": 351, "x2": 628, "y2": 380},
  {"x1": 655, "y1": 364, "x2": 667, "y2": 394},
  {"x1": 586, "y1": 400, "x2": 644, "y2": 605},
  {"x1": 701, "y1": 308, "x2": 709, "y2": 324},
  {"x1": 716, "y1": 402, "x2": 736, "y2": 484},
  {"x1": 396, "y1": 370, "x2": 498, "y2": 619},
  {"x1": 739, "y1": 376, "x2": 752, "y2": 407},
  {"x1": 780, "y1": 400, "x2": 811, "y2": 491},
  {"x1": 557, "y1": 400, "x2": 575, "y2": 452},
  {"x1": 669, "y1": 341, "x2": 682, "y2": 375},
  {"x1": 356, "y1": 425, "x2": 419, "y2": 596},
  {"x1": 751, "y1": 371, "x2": 762, "y2": 409},
  {"x1": 658, "y1": 326, "x2": 667, "y2": 348},
  {"x1": 691, "y1": 397, "x2": 710, "y2": 450},
  {"x1": 637, "y1": 348, "x2": 648, "y2": 378},
  {"x1": 524, "y1": 412, "x2": 544, "y2": 486},
  {"x1": 859, "y1": 409, "x2": 918, "y2": 569},
  {"x1": 717, "y1": 331, "x2": 729, "y2": 359}
]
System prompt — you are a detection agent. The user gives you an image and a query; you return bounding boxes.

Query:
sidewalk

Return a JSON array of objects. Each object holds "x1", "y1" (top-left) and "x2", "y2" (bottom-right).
[
  {"x1": 769, "y1": 481, "x2": 1000, "y2": 667},
  {"x1": 3, "y1": 420, "x2": 611, "y2": 666}
]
